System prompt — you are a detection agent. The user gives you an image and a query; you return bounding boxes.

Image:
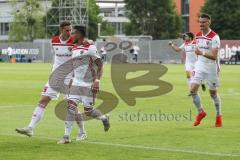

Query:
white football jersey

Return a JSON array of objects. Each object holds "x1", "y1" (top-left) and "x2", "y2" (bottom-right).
[
  {"x1": 51, "y1": 36, "x2": 74, "y2": 72},
  {"x1": 179, "y1": 41, "x2": 198, "y2": 64},
  {"x1": 195, "y1": 30, "x2": 221, "y2": 73},
  {"x1": 71, "y1": 44, "x2": 100, "y2": 87}
]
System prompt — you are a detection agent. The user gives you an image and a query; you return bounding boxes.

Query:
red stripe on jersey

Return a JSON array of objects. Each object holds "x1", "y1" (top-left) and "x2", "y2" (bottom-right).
[
  {"x1": 72, "y1": 48, "x2": 89, "y2": 51},
  {"x1": 52, "y1": 36, "x2": 60, "y2": 43},
  {"x1": 52, "y1": 43, "x2": 74, "y2": 46},
  {"x1": 196, "y1": 32, "x2": 202, "y2": 37},
  {"x1": 185, "y1": 41, "x2": 196, "y2": 45},
  {"x1": 195, "y1": 30, "x2": 217, "y2": 40},
  {"x1": 196, "y1": 37, "x2": 212, "y2": 41},
  {"x1": 206, "y1": 31, "x2": 217, "y2": 39}
]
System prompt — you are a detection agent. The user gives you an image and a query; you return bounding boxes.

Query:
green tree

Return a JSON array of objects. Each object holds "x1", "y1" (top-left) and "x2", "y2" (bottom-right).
[
  {"x1": 201, "y1": 0, "x2": 240, "y2": 40},
  {"x1": 9, "y1": 0, "x2": 45, "y2": 42},
  {"x1": 88, "y1": 0, "x2": 115, "y2": 40},
  {"x1": 44, "y1": 0, "x2": 60, "y2": 37},
  {"x1": 124, "y1": 0, "x2": 181, "y2": 39}
]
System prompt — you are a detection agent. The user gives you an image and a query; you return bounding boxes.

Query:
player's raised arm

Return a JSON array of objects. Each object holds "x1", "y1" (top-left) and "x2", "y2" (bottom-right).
[{"x1": 169, "y1": 41, "x2": 183, "y2": 52}]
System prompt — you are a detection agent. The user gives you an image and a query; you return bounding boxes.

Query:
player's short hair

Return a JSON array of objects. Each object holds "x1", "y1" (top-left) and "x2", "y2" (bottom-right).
[
  {"x1": 60, "y1": 21, "x2": 71, "y2": 28},
  {"x1": 199, "y1": 13, "x2": 211, "y2": 20},
  {"x1": 184, "y1": 32, "x2": 194, "y2": 40},
  {"x1": 73, "y1": 25, "x2": 86, "y2": 37}
]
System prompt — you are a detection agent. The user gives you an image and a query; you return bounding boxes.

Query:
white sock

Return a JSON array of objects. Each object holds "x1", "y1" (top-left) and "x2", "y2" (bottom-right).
[
  {"x1": 64, "y1": 104, "x2": 76, "y2": 137},
  {"x1": 28, "y1": 104, "x2": 45, "y2": 129},
  {"x1": 76, "y1": 111, "x2": 86, "y2": 134},
  {"x1": 187, "y1": 78, "x2": 191, "y2": 89},
  {"x1": 64, "y1": 120, "x2": 74, "y2": 137}
]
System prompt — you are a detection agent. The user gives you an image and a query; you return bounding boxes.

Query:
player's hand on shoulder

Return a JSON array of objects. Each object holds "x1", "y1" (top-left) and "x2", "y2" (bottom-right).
[
  {"x1": 195, "y1": 48, "x2": 203, "y2": 55},
  {"x1": 83, "y1": 38, "x2": 94, "y2": 45}
]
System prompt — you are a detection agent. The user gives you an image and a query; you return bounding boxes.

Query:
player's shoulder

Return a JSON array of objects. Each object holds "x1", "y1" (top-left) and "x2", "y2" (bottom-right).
[
  {"x1": 67, "y1": 37, "x2": 74, "y2": 44},
  {"x1": 85, "y1": 44, "x2": 97, "y2": 50},
  {"x1": 72, "y1": 44, "x2": 78, "y2": 49},
  {"x1": 51, "y1": 35, "x2": 60, "y2": 43},
  {"x1": 195, "y1": 32, "x2": 202, "y2": 37},
  {"x1": 206, "y1": 30, "x2": 218, "y2": 39}
]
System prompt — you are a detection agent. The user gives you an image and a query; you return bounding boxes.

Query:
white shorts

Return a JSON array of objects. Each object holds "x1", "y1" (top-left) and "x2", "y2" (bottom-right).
[
  {"x1": 191, "y1": 70, "x2": 220, "y2": 90},
  {"x1": 41, "y1": 78, "x2": 71, "y2": 100},
  {"x1": 67, "y1": 86, "x2": 96, "y2": 107},
  {"x1": 185, "y1": 62, "x2": 195, "y2": 72}
]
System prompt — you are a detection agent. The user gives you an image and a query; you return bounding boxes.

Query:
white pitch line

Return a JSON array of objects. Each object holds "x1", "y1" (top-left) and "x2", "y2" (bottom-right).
[
  {"x1": 0, "y1": 133, "x2": 239, "y2": 157},
  {"x1": 0, "y1": 105, "x2": 33, "y2": 109}
]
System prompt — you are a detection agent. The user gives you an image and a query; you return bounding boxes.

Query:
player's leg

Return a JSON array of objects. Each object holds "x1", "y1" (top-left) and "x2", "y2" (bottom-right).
[
  {"x1": 82, "y1": 96, "x2": 110, "y2": 132},
  {"x1": 58, "y1": 97, "x2": 87, "y2": 144},
  {"x1": 207, "y1": 73, "x2": 222, "y2": 127},
  {"x1": 185, "y1": 63, "x2": 194, "y2": 96},
  {"x1": 58, "y1": 100, "x2": 76, "y2": 144},
  {"x1": 185, "y1": 70, "x2": 192, "y2": 96},
  {"x1": 15, "y1": 96, "x2": 51, "y2": 137},
  {"x1": 190, "y1": 71, "x2": 207, "y2": 126},
  {"x1": 75, "y1": 109, "x2": 87, "y2": 141},
  {"x1": 15, "y1": 82, "x2": 58, "y2": 137}
]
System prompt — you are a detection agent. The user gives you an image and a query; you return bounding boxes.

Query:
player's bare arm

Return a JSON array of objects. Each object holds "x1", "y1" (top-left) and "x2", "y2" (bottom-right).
[
  {"x1": 92, "y1": 58, "x2": 103, "y2": 94},
  {"x1": 168, "y1": 41, "x2": 182, "y2": 52}
]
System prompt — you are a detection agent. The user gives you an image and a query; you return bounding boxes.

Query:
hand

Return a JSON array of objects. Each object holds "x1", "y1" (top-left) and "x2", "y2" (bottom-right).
[
  {"x1": 91, "y1": 79, "x2": 100, "y2": 94},
  {"x1": 83, "y1": 38, "x2": 94, "y2": 45},
  {"x1": 195, "y1": 48, "x2": 203, "y2": 55}
]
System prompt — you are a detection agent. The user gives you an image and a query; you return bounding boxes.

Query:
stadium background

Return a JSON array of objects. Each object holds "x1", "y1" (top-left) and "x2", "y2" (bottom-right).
[{"x1": 0, "y1": 0, "x2": 239, "y2": 160}]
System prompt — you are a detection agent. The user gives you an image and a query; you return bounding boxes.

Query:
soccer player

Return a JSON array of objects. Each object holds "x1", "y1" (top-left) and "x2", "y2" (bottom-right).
[
  {"x1": 15, "y1": 22, "x2": 87, "y2": 140},
  {"x1": 191, "y1": 13, "x2": 222, "y2": 127},
  {"x1": 169, "y1": 33, "x2": 206, "y2": 95},
  {"x1": 57, "y1": 26, "x2": 110, "y2": 144}
]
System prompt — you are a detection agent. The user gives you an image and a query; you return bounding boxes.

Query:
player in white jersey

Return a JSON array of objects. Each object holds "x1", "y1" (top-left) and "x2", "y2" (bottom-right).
[
  {"x1": 57, "y1": 26, "x2": 110, "y2": 144},
  {"x1": 16, "y1": 22, "x2": 86, "y2": 140},
  {"x1": 169, "y1": 32, "x2": 206, "y2": 95},
  {"x1": 190, "y1": 13, "x2": 222, "y2": 127}
]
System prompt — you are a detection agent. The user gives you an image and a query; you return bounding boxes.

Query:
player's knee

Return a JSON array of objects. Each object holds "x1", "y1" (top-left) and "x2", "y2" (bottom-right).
[
  {"x1": 190, "y1": 83, "x2": 199, "y2": 93},
  {"x1": 209, "y1": 90, "x2": 217, "y2": 97},
  {"x1": 84, "y1": 106, "x2": 94, "y2": 116},
  {"x1": 67, "y1": 100, "x2": 77, "y2": 106},
  {"x1": 190, "y1": 91, "x2": 197, "y2": 97},
  {"x1": 39, "y1": 96, "x2": 51, "y2": 107}
]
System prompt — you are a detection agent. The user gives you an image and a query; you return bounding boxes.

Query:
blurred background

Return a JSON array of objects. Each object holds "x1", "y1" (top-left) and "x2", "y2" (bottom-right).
[{"x1": 0, "y1": 0, "x2": 239, "y2": 64}]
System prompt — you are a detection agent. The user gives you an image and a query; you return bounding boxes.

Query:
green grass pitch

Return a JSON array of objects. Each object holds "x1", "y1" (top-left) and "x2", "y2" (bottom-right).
[{"x1": 0, "y1": 63, "x2": 239, "y2": 160}]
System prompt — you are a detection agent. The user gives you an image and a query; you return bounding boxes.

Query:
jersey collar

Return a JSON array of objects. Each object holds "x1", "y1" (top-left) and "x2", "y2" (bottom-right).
[{"x1": 202, "y1": 29, "x2": 212, "y2": 37}]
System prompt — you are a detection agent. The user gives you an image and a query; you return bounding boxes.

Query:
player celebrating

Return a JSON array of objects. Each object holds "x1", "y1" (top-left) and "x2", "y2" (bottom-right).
[
  {"x1": 191, "y1": 13, "x2": 222, "y2": 127},
  {"x1": 57, "y1": 26, "x2": 110, "y2": 144},
  {"x1": 16, "y1": 22, "x2": 87, "y2": 140},
  {"x1": 169, "y1": 32, "x2": 206, "y2": 95}
]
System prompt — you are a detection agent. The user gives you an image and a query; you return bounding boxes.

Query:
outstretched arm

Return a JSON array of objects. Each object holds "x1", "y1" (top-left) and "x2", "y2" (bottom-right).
[{"x1": 169, "y1": 41, "x2": 182, "y2": 52}]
